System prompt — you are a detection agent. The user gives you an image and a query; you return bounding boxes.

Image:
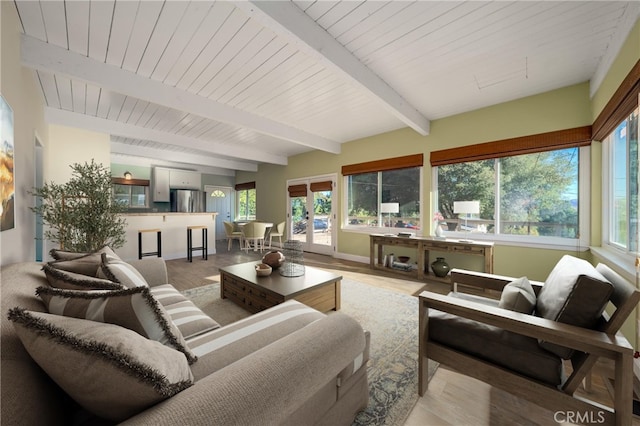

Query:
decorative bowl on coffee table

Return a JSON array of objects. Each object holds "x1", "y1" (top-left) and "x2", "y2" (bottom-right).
[{"x1": 255, "y1": 263, "x2": 272, "y2": 276}]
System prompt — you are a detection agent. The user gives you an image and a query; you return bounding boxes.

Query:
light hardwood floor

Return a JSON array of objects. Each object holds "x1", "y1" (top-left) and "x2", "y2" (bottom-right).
[{"x1": 166, "y1": 240, "x2": 639, "y2": 426}]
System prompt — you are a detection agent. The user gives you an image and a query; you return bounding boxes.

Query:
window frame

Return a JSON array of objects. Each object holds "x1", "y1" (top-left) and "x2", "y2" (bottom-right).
[
  {"x1": 235, "y1": 187, "x2": 256, "y2": 221},
  {"x1": 112, "y1": 183, "x2": 149, "y2": 209},
  {"x1": 601, "y1": 107, "x2": 639, "y2": 261},
  {"x1": 432, "y1": 146, "x2": 591, "y2": 251},
  {"x1": 341, "y1": 166, "x2": 424, "y2": 235}
]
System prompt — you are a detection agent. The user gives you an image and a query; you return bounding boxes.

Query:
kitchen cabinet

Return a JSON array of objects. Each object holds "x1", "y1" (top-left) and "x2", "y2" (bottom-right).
[
  {"x1": 152, "y1": 167, "x2": 170, "y2": 202},
  {"x1": 169, "y1": 170, "x2": 201, "y2": 190}
]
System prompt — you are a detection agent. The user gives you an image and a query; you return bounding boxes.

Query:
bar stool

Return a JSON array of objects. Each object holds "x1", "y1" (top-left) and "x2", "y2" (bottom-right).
[
  {"x1": 187, "y1": 225, "x2": 208, "y2": 262},
  {"x1": 138, "y1": 229, "x2": 162, "y2": 259}
]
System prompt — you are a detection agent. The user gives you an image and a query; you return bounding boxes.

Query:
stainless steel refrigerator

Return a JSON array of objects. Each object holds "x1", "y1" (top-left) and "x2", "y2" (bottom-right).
[{"x1": 170, "y1": 190, "x2": 206, "y2": 213}]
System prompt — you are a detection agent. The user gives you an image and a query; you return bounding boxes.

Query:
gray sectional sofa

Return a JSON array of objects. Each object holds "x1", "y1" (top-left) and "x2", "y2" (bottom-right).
[{"x1": 1, "y1": 257, "x2": 370, "y2": 425}]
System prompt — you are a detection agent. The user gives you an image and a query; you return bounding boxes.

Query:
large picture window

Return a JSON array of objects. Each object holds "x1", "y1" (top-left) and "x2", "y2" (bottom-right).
[
  {"x1": 435, "y1": 148, "x2": 581, "y2": 241},
  {"x1": 605, "y1": 107, "x2": 638, "y2": 254},
  {"x1": 343, "y1": 154, "x2": 423, "y2": 232}
]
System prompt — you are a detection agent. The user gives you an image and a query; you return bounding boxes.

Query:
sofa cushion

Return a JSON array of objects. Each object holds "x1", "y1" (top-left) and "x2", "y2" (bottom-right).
[
  {"x1": 149, "y1": 284, "x2": 190, "y2": 306},
  {"x1": 7, "y1": 308, "x2": 194, "y2": 422},
  {"x1": 498, "y1": 277, "x2": 536, "y2": 314},
  {"x1": 535, "y1": 255, "x2": 614, "y2": 359},
  {"x1": 36, "y1": 286, "x2": 197, "y2": 364},
  {"x1": 189, "y1": 300, "x2": 325, "y2": 381},
  {"x1": 42, "y1": 264, "x2": 123, "y2": 291},
  {"x1": 428, "y1": 309, "x2": 564, "y2": 386},
  {"x1": 163, "y1": 299, "x2": 220, "y2": 339},
  {"x1": 47, "y1": 246, "x2": 120, "y2": 276}
]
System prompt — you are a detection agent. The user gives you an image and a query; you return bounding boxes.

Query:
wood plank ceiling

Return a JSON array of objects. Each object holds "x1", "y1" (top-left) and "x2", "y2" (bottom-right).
[{"x1": 13, "y1": 1, "x2": 640, "y2": 175}]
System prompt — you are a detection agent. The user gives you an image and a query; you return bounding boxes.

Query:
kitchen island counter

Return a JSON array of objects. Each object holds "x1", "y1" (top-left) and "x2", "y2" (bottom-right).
[{"x1": 117, "y1": 212, "x2": 218, "y2": 261}]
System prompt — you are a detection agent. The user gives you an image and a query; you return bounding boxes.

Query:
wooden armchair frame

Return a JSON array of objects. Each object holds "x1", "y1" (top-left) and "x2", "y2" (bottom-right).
[{"x1": 419, "y1": 268, "x2": 639, "y2": 426}]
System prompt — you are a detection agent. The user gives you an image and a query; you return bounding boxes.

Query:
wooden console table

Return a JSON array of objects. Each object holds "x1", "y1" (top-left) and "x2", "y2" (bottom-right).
[{"x1": 369, "y1": 234, "x2": 494, "y2": 282}]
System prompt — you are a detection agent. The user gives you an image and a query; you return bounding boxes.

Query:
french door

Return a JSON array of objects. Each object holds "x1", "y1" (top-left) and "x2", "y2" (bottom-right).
[{"x1": 287, "y1": 175, "x2": 335, "y2": 255}]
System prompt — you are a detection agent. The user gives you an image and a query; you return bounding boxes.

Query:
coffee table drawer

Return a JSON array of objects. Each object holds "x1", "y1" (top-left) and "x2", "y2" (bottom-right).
[{"x1": 246, "y1": 284, "x2": 282, "y2": 305}]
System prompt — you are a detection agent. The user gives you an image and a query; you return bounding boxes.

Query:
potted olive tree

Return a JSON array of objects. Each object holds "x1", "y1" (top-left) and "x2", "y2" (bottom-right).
[{"x1": 31, "y1": 160, "x2": 127, "y2": 252}]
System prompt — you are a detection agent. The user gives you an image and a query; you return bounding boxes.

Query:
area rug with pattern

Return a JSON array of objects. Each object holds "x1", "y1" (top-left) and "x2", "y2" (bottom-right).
[{"x1": 182, "y1": 277, "x2": 438, "y2": 426}]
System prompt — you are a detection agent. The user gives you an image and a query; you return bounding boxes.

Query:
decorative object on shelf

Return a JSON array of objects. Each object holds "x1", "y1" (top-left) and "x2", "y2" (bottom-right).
[
  {"x1": 381, "y1": 202, "x2": 399, "y2": 228},
  {"x1": 262, "y1": 250, "x2": 285, "y2": 269},
  {"x1": 433, "y1": 211, "x2": 446, "y2": 238},
  {"x1": 431, "y1": 257, "x2": 450, "y2": 278},
  {"x1": 398, "y1": 256, "x2": 410, "y2": 263},
  {"x1": 255, "y1": 263, "x2": 272, "y2": 276},
  {"x1": 280, "y1": 240, "x2": 305, "y2": 277},
  {"x1": 397, "y1": 232, "x2": 414, "y2": 238},
  {"x1": 454, "y1": 201, "x2": 480, "y2": 232}
]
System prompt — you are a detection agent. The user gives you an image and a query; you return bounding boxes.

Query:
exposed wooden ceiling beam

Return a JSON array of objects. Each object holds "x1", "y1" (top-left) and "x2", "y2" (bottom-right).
[
  {"x1": 109, "y1": 142, "x2": 255, "y2": 174},
  {"x1": 22, "y1": 34, "x2": 341, "y2": 154},
  {"x1": 44, "y1": 107, "x2": 287, "y2": 167},
  {"x1": 235, "y1": 1, "x2": 430, "y2": 136}
]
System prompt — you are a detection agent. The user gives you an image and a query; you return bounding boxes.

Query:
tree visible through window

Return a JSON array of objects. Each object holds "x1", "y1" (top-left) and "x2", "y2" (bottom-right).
[
  {"x1": 436, "y1": 148, "x2": 580, "y2": 238},
  {"x1": 236, "y1": 188, "x2": 256, "y2": 221},
  {"x1": 607, "y1": 107, "x2": 638, "y2": 253}
]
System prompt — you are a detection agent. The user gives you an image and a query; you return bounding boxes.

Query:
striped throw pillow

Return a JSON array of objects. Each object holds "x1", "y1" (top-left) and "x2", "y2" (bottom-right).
[
  {"x1": 42, "y1": 264, "x2": 123, "y2": 291},
  {"x1": 98, "y1": 254, "x2": 149, "y2": 288},
  {"x1": 7, "y1": 308, "x2": 193, "y2": 422},
  {"x1": 47, "y1": 246, "x2": 121, "y2": 276},
  {"x1": 36, "y1": 286, "x2": 197, "y2": 364}
]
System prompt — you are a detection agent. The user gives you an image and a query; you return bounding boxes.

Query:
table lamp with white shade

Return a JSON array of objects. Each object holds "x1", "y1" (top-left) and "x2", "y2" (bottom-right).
[
  {"x1": 380, "y1": 202, "x2": 399, "y2": 228},
  {"x1": 454, "y1": 201, "x2": 480, "y2": 232}
]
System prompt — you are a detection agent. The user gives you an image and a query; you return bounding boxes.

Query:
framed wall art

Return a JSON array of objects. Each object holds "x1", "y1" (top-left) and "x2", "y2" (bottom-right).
[{"x1": 0, "y1": 95, "x2": 15, "y2": 231}]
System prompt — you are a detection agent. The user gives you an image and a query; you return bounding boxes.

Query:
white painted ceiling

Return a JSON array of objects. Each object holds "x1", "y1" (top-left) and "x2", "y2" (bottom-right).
[{"x1": 13, "y1": 1, "x2": 640, "y2": 175}]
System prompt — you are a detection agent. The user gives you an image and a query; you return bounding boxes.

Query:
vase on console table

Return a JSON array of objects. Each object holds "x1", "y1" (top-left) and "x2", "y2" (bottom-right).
[
  {"x1": 434, "y1": 222, "x2": 445, "y2": 238},
  {"x1": 431, "y1": 257, "x2": 450, "y2": 278}
]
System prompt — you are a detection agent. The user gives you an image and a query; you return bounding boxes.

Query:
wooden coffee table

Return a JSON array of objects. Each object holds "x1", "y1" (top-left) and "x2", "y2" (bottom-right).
[{"x1": 219, "y1": 261, "x2": 342, "y2": 313}]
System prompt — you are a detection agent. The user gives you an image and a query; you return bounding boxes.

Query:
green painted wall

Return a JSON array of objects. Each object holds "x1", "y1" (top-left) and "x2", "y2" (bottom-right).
[
  {"x1": 239, "y1": 18, "x2": 640, "y2": 345},
  {"x1": 248, "y1": 82, "x2": 593, "y2": 280}
]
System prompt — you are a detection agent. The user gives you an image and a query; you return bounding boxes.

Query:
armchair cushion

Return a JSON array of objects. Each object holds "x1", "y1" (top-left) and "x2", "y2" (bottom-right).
[
  {"x1": 429, "y1": 310, "x2": 564, "y2": 386},
  {"x1": 498, "y1": 277, "x2": 536, "y2": 314},
  {"x1": 535, "y1": 255, "x2": 613, "y2": 359}
]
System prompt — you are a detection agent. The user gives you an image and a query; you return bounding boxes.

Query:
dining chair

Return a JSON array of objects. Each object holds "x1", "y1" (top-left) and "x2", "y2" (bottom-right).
[
  {"x1": 268, "y1": 221, "x2": 286, "y2": 249},
  {"x1": 223, "y1": 221, "x2": 243, "y2": 251},
  {"x1": 241, "y1": 221, "x2": 268, "y2": 252}
]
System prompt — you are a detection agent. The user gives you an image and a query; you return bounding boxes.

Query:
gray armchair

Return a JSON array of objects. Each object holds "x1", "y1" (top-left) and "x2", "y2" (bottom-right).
[{"x1": 419, "y1": 255, "x2": 639, "y2": 426}]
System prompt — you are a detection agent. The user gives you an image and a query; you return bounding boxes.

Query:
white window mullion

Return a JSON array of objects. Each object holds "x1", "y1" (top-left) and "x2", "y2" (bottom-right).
[{"x1": 494, "y1": 159, "x2": 501, "y2": 235}]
